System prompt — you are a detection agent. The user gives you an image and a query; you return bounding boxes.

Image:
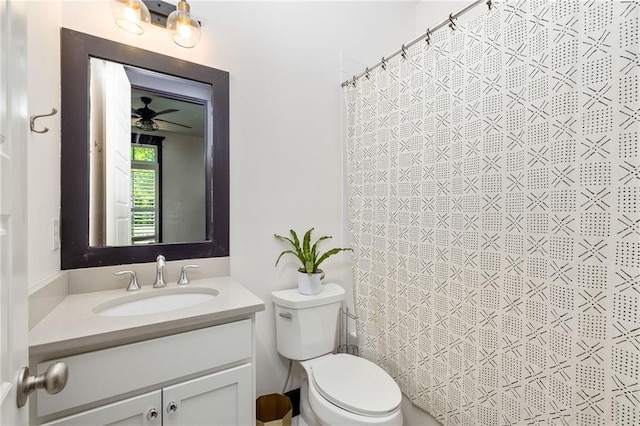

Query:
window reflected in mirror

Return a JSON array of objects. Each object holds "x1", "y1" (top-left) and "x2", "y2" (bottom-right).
[{"x1": 131, "y1": 141, "x2": 159, "y2": 245}]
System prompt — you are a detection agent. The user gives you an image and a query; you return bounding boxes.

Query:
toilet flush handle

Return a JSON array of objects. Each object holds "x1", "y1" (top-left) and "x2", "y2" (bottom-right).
[{"x1": 279, "y1": 312, "x2": 292, "y2": 319}]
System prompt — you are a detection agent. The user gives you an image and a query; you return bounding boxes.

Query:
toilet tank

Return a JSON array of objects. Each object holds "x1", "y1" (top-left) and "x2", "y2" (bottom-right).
[{"x1": 272, "y1": 283, "x2": 345, "y2": 360}]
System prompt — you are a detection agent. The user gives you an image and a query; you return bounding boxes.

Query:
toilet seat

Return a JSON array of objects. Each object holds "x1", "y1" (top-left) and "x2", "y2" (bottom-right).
[{"x1": 310, "y1": 354, "x2": 402, "y2": 417}]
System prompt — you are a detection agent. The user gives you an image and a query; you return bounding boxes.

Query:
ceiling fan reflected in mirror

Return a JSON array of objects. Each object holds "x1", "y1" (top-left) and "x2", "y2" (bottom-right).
[{"x1": 131, "y1": 96, "x2": 192, "y2": 132}]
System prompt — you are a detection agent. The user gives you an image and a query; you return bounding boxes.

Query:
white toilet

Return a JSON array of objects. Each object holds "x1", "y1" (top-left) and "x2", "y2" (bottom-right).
[{"x1": 272, "y1": 283, "x2": 403, "y2": 426}]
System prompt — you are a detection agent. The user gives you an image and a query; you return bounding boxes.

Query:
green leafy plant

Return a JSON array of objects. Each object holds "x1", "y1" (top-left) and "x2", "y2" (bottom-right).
[{"x1": 275, "y1": 228, "x2": 352, "y2": 274}]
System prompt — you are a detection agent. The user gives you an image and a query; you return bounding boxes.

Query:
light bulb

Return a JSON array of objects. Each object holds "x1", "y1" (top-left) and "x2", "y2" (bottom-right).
[
  {"x1": 178, "y1": 20, "x2": 192, "y2": 40},
  {"x1": 123, "y1": 5, "x2": 137, "y2": 23}
]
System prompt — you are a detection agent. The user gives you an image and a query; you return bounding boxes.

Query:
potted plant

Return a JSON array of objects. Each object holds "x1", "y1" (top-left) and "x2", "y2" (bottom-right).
[{"x1": 275, "y1": 228, "x2": 352, "y2": 295}]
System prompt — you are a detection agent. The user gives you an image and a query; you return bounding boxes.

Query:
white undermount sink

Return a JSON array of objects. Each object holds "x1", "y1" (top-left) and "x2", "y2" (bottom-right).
[{"x1": 93, "y1": 287, "x2": 219, "y2": 317}]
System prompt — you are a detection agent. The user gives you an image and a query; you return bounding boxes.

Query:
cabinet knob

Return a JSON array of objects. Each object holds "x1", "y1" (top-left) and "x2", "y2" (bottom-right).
[
  {"x1": 167, "y1": 401, "x2": 178, "y2": 413},
  {"x1": 16, "y1": 362, "x2": 69, "y2": 408},
  {"x1": 147, "y1": 408, "x2": 159, "y2": 421}
]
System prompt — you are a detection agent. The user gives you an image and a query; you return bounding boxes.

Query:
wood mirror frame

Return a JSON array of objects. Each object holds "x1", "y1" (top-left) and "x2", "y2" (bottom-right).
[{"x1": 61, "y1": 28, "x2": 229, "y2": 269}]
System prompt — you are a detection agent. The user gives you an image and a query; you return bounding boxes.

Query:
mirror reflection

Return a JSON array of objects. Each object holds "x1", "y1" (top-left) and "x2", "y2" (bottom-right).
[{"x1": 88, "y1": 58, "x2": 209, "y2": 247}]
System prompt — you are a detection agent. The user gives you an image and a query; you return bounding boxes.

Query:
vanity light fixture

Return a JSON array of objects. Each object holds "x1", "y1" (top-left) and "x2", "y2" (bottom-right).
[
  {"x1": 136, "y1": 0, "x2": 201, "y2": 48},
  {"x1": 114, "y1": 0, "x2": 151, "y2": 35}
]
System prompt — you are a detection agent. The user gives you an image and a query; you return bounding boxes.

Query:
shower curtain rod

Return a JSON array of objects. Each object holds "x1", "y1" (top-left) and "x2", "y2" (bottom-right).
[{"x1": 340, "y1": 0, "x2": 490, "y2": 88}]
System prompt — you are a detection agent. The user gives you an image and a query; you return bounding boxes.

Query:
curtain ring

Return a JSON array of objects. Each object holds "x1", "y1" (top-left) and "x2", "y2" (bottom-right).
[
  {"x1": 486, "y1": 0, "x2": 492, "y2": 10},
  {"x1": 401, "y1": 44, "x2": 408, "y2": 60},
  {"x1": 449, "y1": 14, "x2": 457, "y2": 30},
  {"x1": 425, "y1": 28, "x2": 431, "y2": 46},
  {"x1": 381, "y1": 56, "x2": 387, "y2": 71},
  {"x1": 352, "y1": 75, "x2": 357, "y2": 87},
  {"x1": 365, "y1": 67, "x2": 371, "y2": 80}
]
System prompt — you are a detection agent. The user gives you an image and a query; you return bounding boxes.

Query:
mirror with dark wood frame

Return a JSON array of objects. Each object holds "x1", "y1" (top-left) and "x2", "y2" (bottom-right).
[{"x1": 61, "y1": 28, "x2": 229, "y2": 269}]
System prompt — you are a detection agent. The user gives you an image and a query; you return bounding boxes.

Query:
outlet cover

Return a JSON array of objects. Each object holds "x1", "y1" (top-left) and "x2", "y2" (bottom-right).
[{"x1": 52, "y1": 218, "x2": 60, "y2": 251}]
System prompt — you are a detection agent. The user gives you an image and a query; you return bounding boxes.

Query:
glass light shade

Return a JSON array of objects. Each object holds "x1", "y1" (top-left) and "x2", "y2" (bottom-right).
[
  {"x1": 166, "y1": 0, "x2": 201, "y2": 48},
  {"x1": 135, "y1": 118, "x2": 159, "y2": 132},
  {"x1": 115, "y1": 0, "x2": 150, "y2": 35}
]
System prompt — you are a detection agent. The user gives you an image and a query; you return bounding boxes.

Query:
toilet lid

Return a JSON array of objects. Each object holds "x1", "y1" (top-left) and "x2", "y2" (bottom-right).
[{"x1": 311, "y1": 354, "x2": 401, "y2": 417}]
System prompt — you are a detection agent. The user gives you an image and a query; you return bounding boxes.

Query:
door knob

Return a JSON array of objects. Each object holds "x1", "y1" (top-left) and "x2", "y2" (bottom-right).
[
  {"x1": 16, "y1": 362, "x2": 69, "y2": 408},
  {"x1": 167, "y1": 401, "x2": 178, "y2": 413}
]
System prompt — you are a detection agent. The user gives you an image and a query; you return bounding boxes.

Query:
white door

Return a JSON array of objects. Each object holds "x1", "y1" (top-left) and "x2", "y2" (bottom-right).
[
  {"x1": 0, "y1": 0, "x2": 30, "y2": 424},
  {"x1": 104, "y1": 61, "x2": 132, "y2": 246},
  {"x1": 162, "y1": 365, "x2": 253, "y2": 426}
]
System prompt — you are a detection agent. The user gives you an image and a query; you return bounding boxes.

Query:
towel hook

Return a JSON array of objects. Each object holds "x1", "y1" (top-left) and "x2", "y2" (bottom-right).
[{"x1": 30, "y1": 108, "x2": 58, "y2": 134}]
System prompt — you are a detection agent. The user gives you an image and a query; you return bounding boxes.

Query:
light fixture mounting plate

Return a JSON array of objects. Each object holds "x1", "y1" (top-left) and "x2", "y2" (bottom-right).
[
  {"x1": 141, "y1": 0, "x2": 201, "y2": 28},
  {"x1": 141, "y1": 0, "x2": 174, "y2": 27}
]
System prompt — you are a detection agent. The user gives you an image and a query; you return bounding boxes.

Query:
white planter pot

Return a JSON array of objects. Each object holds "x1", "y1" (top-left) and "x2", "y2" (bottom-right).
[{"x1": 297, "y1": 270, "x2": 325, "y2": 295}]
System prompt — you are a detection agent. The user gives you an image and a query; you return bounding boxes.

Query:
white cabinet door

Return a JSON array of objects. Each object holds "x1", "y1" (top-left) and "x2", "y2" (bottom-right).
[
  {"x1": 163, "y1": 364, "x2": 253, "y2": 426},
  {"x1": 42, "y1": 391, "x2": 161, "y2": 426}
]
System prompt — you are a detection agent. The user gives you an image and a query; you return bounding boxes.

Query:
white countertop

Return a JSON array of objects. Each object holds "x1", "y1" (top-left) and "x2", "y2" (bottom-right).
[{"x1": 29, "y1": 276, "x2": 264, "y2": 359}]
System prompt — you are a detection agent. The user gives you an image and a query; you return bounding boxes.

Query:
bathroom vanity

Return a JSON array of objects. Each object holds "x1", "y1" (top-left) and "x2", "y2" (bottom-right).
[{"x1": 28, "y1": 277, "x2": 264, "y2": 425}]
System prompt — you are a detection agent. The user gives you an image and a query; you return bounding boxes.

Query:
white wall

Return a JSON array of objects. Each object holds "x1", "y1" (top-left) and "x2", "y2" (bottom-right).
[
  {"x1": 26, "y1": 0, "x2": 417, "y2": 397},
  {"x1": 220, "y1": 2, "x2": 419, "y2": 396},
  {"x1": 89, "y1": 59, "x2": 107, "y2": 246},
  {"x1": 160, "y1": 132, "x2": 206, "y2": 243},
  {"x1": 27, "y1": 1, "x2": 62, "y2": 289},
  {"x1": 415, "y1": 0, "x2": 470, "y2": 31}
]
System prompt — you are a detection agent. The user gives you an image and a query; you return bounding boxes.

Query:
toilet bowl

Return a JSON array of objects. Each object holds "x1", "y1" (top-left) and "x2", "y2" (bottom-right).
[
  {"x1": 299, "y1": 354, "x2": 402, "y2": 426},
  {"x1": 272, "y1": 284, "x2": 403, "y2": 426}
]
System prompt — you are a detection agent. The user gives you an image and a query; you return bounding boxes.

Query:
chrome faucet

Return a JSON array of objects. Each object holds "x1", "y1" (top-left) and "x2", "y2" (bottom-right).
[
  {"x1": 153, "y1": 255, "x2": 167, "y2": 288},
  {"x1": 114, "y1": 270, "x2": 141, "y2": 291}
]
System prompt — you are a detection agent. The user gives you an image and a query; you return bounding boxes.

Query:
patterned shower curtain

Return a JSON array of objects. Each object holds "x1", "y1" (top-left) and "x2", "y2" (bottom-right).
[{"x1": 345, "y1": 1, "x2": 640, "y2": 425}]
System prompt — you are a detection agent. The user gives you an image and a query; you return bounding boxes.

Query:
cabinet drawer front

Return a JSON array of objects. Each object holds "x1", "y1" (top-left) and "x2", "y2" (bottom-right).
[
  {"x1": 37, "y1": 320, "x2": 251, "y2": 418},
  {"x1": 41, "y1": 391, "x2": 161, "y2": 426}
]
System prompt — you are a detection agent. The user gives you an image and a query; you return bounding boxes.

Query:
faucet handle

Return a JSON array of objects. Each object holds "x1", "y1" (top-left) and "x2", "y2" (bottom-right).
[
  {"x1": 177, "y1": 265, "x2": 199, "y2": 285},
  {"x1": 114, "y1": 270, "x2": 141, "y2": 291}
]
